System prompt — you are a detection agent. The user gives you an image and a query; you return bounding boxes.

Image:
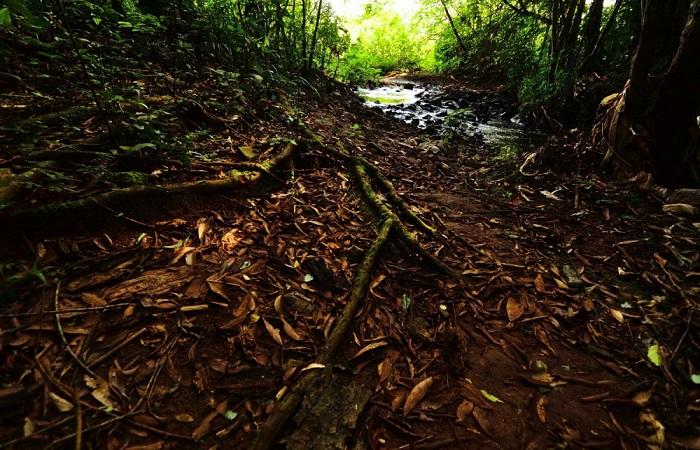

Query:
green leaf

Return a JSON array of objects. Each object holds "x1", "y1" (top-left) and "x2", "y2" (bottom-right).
[
  {"x1": 691, "y1": 374, "x2": 700, "y2": 385},
  {"x1": 92, "y1": 17, "x2": 102, "y2": 26},
  {"x1": 304, "y1": 274, "x2": 314, "y2": 283},
  {"x1": 224, "y1": 410, "x2": 238, "y2": 420},
  {"x1": 119, "y1": 143, "x2": 157, "y2": 153},
  {"x1": 647, "y1": 344, "x2": 663, "y2": 367},
  {"x1": 238, "y1": 146, "x2": 257, "y2": 159},
  {"x1": 0, "y1": 7, "x2": 12, "y2": 28},
  {"x1": 480, "y1": 389, "x2": 504, "y2": 403},
  {"x1": 401, "y1": 293, "x2": 411, "y2": 311}
]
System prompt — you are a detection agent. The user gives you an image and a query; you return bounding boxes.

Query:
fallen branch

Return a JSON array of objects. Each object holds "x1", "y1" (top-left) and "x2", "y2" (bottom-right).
[{"x1": 54, "y1": 282, "x2": 99, "y2": 378}]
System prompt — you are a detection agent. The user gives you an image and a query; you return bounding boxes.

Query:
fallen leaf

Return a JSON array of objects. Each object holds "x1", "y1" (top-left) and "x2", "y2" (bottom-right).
[
  {"x1": 282, "y1": 318, "x2": 304, "y2": 341},
  {"x1": 536, "y1": 395, "x2": 547, "y2": 423},
  {"x1": 263, "y1": 319, "x2": 284, "y2": 346},
  {"x1": 301, "y1": 363, "x2": 325, "y2": 372},
  {"x1": 23, "y1": 417, "x2": 35, "y2": 437},
  {"x1": 609, "y1": 308, "x2": 624, "y2": 323},
  {"x1": 455, "y1": 400, "x2": 474, "y2": 422},
  {"x1": 80, "y1": 292, "x2": 106, "y2": 307},
  {"x1": 85, "y1": 376, "x2": 116, "y2": 410},
  {"x1": 352, "y1": 341, "x2": 388, "y2": 359},
  {"x1": 472, "y1": 406, "x2": 495, "y2": 436},
  {"x1": 479, "y1": 389, "x2": 504, "y2": 403},
  {"x1": 49, "y1": 392, "x2": 74, "y2": 412},
  {"x1": 238, "y1": 146, "x2": 257, "y2": 159},
  {"x1": 506, "y1": 296, "x2": 526, "y2": 321},
  {"x1": 633, "y1": 389, "x2": 653, "y2": 406},
  {"x1": 534, "y1": 274, "x2": 545, "y2": 293},
  {"x1": 175, "y1": 414, "x2": 194, "y2": 423},
  {"x1": 192, "y1": 400, "x2": 227, "y2": 440},
  {"x1": 378, "y1": 358, "x2": 392, "y2": 384},
  {"x1": 404, "y1": 377, "x2": 433, "y2": 417},
  {"x1": 647, "y1": 343, "x2": 663, "y2": 367}
]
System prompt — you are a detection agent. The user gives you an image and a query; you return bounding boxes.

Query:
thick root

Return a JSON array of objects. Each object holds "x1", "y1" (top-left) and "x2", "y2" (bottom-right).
[
  {"x1": 1, "y1": 143, "x2": 296, "y2": 232},
  {"x1": 250, "y1": 219, "x2": 394, "y2": 450},
  {"x1": 353, "y1": 163, "x2": 460, "y2": 278}
]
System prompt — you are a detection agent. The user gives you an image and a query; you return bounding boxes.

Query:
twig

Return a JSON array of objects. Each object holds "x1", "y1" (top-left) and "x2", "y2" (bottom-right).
[
  {"x1": 54, "y1": 282, "x2": 99, "y2": 378},
  {"x1": 90, "y1": 198, "x2": 156, "y2": 230},
  {"x1": 87, "y1": 328, "x2": 147, "y2": 368},
  {"x1": 0, "y1": 415, "x2": 74, "y2": 449},
  {"x1": 0, "y1": 303, "x2": 131, "y2": 318},
  {"x1": 75, "y1": 390, "x2": 83, "y2": 450},
  {"x1": 670, "y1": 311, "x2": 693, "y2": 361}
]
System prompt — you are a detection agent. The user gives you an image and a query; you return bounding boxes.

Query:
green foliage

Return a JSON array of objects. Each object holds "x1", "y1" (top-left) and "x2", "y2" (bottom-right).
[{"x1": 335, "y1": 9, "x2": 435, "y2": 84}]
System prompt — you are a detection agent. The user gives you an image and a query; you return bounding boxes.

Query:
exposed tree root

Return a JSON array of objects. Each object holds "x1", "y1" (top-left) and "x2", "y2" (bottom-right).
[
  {"x1": 299, "y1": 122, "x2": 437, "y2": 235},
  {"x1": 352, "y1": 163, "x2": 460, "y2": 278},
  {"x1": 250, "y1": 126, "x2": 461, "y2": 450},
  {"x1": 1, "y1": 143, "x2": 296, "y2": 232},
  {"x1": 250, "y1": 219, "x2": 394, "y2": 450}
]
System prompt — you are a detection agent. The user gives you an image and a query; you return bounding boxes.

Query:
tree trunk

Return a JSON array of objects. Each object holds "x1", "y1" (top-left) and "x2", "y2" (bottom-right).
[
  {"x1": 307, "y1": 0, "x2": 323, "y2": 73},
  {"x1": 599, "y1": 0, "x2": 700, "y2": 185},
  {"x1": 649, "y1": 0, "x2": 700, "y2": 182},
  {"x1": 301, "y1": 0, "x2": 308, "y2": 62},
  {"x1": 579, "y1": 0, "x2": 623, "y2": 74},
  {"x1": 440, "y1": 0, "x2": 469, "y2": 55}
]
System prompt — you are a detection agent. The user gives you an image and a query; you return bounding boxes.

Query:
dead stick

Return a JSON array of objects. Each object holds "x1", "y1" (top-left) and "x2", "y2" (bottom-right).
[
  {"x1": 0, "y1": 303, "x2": 131, "y2": 318},
  {"x1": 87, "y1": 328, "x2": 147, "y2": 368},
  {"x1": 250, "y1": 219, "x2": 394, "y2": 450},
  {"x1": 54, "y1": 283, "x2": 99, "y2": 378}
]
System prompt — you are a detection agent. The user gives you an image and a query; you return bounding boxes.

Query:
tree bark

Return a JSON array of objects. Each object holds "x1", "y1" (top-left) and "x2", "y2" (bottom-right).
[
  {"x1": 599, "y1": 0, "x2": 700, "y2": 184},
  {"x1": 307, "y1": 0, "x2": 323, "y2": 73},
  {"x1": 440, "y1": 0, "x2": 469, "y2": 55}
]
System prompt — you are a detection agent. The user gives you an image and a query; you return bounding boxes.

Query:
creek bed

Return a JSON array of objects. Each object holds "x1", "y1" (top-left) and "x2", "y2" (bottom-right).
[{"x1": 356, "y1": 79, "x2": 547, "y2": 155}]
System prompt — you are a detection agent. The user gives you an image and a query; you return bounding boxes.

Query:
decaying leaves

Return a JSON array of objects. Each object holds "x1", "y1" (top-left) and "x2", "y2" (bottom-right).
[{"x1": 403, "y1": 377, "x2": 433, "y2": 417}]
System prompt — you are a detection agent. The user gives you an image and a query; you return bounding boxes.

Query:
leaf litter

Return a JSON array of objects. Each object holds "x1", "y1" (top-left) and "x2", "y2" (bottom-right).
[{"x1": 0, "y1": 73, "x2": 699, "y2": 450}]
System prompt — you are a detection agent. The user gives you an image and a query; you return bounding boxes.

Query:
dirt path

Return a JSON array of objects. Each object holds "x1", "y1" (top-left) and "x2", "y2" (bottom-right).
[{"x1": 1, "y1": 79, "x2": 698, "y2": 449}]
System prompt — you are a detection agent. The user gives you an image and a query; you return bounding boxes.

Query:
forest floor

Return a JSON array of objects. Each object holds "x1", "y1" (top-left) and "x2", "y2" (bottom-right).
[{"x1": 1, "y1": 66, "x2": 699, "y2": 450}]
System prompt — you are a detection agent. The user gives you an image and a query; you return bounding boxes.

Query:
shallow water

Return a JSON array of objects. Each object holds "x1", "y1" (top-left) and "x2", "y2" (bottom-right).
[{"x1": 356, "y1": 81, "x2": 546, "y2": 154}]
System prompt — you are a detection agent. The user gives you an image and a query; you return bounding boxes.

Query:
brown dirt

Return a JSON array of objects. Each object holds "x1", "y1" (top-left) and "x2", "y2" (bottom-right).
[{"x1": 0, "y1": 77, "x2": 698, "y2": 450}]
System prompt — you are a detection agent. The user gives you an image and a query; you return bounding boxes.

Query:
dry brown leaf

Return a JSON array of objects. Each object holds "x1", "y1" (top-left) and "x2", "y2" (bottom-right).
[
  {"x1": 472, "y1": 406, "x2": 495, "y2": 436},
  {"x1": 207, "y1": 280, "x2": 231, "y2": 302},
  {"x1": 352, "y1": 341, "x2": 388, "y2": 359},
  {"x1": 455, "y1": 400, "x2": 474, "y2": 423},
  {"x1": 48, "y1": 392, "x2": 73, "y2": 412},
  {"x1": 391, "y1": 390, "x2": 406, "y2": 412},
  {"x1": 632, "y1": 389, "x2": 653, "y2": 406},
  {"x1": 263, "y1": 318, "x2": 284, "y2": 346},
  {"x1": 403, "y1": 377, "x2": 433, "y2": 417},
  {"x1": 80, "y1": 292, "x2": 106, "y2": 307},
  {"x1": 609, "y1": 308, "x2": 624, "y2": 323},
  {"x1": 506, "y1": 296, "x2": 526, "y2": 321},
  {"x1": 85, "y1": 376, "x2": 116, "y2": 410},
  {"x1": 378, "y1": 358, "x2": 393, "y2": 384},
  {"x1": 192, "y1": 400, "x2": 228, "y2": 440},
  {"x1": 534, "y1": 274, "x2": 546, "y2": 293},
  {"x1": 175, "y1": 413, "x2": 194, "y2": 423},
  {"x1": 125, "y1": 442, "x2": 164, "y2": 450},
  {"x1": 197, "y1": 219, "x2": 209, "y2": 242},
  {"x1": 282, "y1": 318, "x2": 304, "y2": 341},
  {"x1": 536, "y1": 395, "x2": 547, "y2": 423}
]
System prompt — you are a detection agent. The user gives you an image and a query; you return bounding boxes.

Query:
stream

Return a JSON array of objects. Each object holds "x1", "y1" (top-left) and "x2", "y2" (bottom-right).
[{"x1": 356, "y1": 79, "x2": 546, "y2": 155}]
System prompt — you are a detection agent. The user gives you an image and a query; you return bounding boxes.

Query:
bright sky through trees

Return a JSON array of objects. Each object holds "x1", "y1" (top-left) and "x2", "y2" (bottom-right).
[{"x1": 328, "y1": 0, "x2": 421, "y2": 23}]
